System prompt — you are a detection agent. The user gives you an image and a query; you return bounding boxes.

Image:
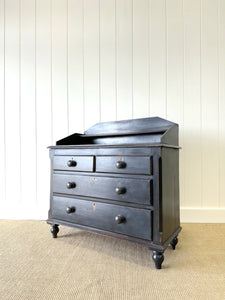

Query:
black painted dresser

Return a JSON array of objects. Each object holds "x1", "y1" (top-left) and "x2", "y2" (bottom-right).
[{"x1": 47, "y1": 117, "x2": 181, "y2": 269}]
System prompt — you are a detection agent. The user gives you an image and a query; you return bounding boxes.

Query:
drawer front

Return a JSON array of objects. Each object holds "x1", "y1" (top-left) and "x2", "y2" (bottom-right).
[
  {"x1": 53, "y1": 155, "x2": 94, "y2": 172},
  {"x1": 96, "y1": 156, "x2": 152, "y2": 175},
  {"x1": 53, "y1": 174, "x2": 151, "y2": 205},
  {"x1": 52, "y1": 196, "x2": 152, "y2": 240}
]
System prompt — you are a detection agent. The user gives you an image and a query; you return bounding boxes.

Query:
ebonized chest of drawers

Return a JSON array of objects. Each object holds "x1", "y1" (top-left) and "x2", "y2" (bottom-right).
[{"x1": 47, "y1": 117, "x2": 181, "y2": 269}]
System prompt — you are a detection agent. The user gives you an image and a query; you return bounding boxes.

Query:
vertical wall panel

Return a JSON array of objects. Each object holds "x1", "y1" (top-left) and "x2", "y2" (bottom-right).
[
  {"x1": 166, "y1": 0, "x2": 183, "y2": 124},
  {"x1": 99, "y1": 0, "x2": 116, "y2": 122},
  {"x1": 183, "y1": 0, "x2": 201, "y2": 207},
  {"x1": 149, "y1": 0, "x2": 166, "y2": 118},
  {"x1": 83, "y1": 0, "x2": 100, "y2": 130},
  {"x1": 0, "y1": 0, "x2": 5, "y2": 211},
  {"x1": 68, "y1": 0, "x2": 84, "y2": 134},
  {"x1": 36, "y1": 0, "x2": 51, "y2": 218},
  {"x1": 201, "y1": 0, "x2": 219, "y2": 207},
  {"x1": 166, "y1": 0, "x2": 184, "y2": 206},
  {"x1": 4, "y1": 0, "x2": 21, "y2": 214},
  {"x1": 133, "y1": 0, "x2": 149, "y2": 118},
  {"x1": 52, "y1": 0, "x2": 68, "y2": 142},
  {"x1": 218, "y1": 0, "x2": 225, "y2": 208},
  {"x1": 116, "y1": 0, "x2": 133, "y2": 120},
  {"x1": 20, "y1": 0, "x2": 36, "y2": 213}
]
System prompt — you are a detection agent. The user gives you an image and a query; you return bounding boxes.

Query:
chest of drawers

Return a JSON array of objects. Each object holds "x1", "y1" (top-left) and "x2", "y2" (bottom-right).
[{"x1": 47, "y1": 117, "x2": 181, "y2": 269}]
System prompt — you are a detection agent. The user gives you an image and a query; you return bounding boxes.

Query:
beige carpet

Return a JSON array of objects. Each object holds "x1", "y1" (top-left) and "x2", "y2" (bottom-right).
[{"x1": 0, "y1": 222, "x2": 224, "y2": 300}]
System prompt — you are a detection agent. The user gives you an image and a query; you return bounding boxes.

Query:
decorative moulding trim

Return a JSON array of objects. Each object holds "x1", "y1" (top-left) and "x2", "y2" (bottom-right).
[{"x1": 180, "y1": 207, "x2": 225, "y2": 223}]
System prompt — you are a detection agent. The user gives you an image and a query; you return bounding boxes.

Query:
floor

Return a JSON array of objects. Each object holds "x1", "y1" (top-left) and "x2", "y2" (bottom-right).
[{"x1": 0, "y1": 221, "x2": 224, "y2": 300}]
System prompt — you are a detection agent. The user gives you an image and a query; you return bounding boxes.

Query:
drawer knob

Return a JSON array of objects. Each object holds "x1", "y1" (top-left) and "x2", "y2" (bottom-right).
[
  {"x1": 115, "y1": 215, "x2": 126, "y2": 224},
  {"x1": 66, "y1": 206, "x2": 76, "y2": 214},
  {"x1": 115, "y1": 187, "x2": 126, "y2": 195},
  {"x1": 116, "y1": 161, "x2": 126, "y2": 169},
  {"x1": 67, "y1": 182, "x2": 76, "y2": 189},
  {"x1": 67, "y1": 160, "x2": 77, "y2": 167}
]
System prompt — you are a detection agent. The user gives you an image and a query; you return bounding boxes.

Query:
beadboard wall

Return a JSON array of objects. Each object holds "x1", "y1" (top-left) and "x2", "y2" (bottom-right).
[{"x1": 0, "y1": 0, "x2": 225, "y2": 222}]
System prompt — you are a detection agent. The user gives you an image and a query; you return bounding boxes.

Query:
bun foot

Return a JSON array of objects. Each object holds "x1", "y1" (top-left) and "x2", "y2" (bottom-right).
[
  {"x1": 152, "y1": 251, "x2": 164, "y2": 269},
  {"x1": 171, "y1": 236, "x2": 178, "y2": 250},
  {"x1": 50, "y1": 224, "x2": 59, "y2": 238}
]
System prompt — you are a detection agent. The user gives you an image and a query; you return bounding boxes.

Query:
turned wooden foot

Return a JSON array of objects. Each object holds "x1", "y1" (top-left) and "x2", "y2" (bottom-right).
[
  {"x1": 170, "y1": 236, "x2": 178, "y2": 250},
  {"x1": 50, "y1": 224, "x2": 59, "y2": 238},
  {"x1": 152, "y1": 251, "x2": 164, "y2": 269}
]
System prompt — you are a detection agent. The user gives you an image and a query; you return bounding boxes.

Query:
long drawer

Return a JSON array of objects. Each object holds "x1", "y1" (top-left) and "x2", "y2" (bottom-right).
[
  {"x1": 96, "y1": 156, "x2": 152, "y2": 175},
  {"x1": 52, "y1": 196, "x2": 152, "y2": 240},
  {"x1": 53, "y1": 155, "x2": 94, "y2": 172},
  {"x1": 52, "y1": 174, "x2": 152, "y2": 205}
]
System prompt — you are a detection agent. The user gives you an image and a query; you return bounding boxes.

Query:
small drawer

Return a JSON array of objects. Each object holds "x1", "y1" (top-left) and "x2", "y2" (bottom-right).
[
  {"x1": 52, "y1": 196, "x2": 152, "y2": 240},
  {"x1": 53, "y1": 155, "x2": 94, "y2": 172},
  {"x1": 96, "y1": 156, "x2": 152, "y2": 175},
  {"x1": 52, "y1": 174, "x2": 152, "y2": 205}
]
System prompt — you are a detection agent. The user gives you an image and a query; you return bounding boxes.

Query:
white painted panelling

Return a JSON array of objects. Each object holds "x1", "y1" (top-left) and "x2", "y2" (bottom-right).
[
  {"x1": 166, "y1": 0, "x2": 185, "y2": 211},
  {"x1": 36, "y1": 0, "x2": 52, "y2": 218},
  {"x1": 0, "y1": 0, "x2": 225, "y2": 222},
  {"x1": 201, "y1": 0, "x2": 219, "y2": 208},
  {"x1": 183, "y1": 0, "x2": 201, "y2": 208},
  {"x1": 4, "y1": 0, "x2": 21, "y2": 212},
  {"x1": 0, "y1": 0, "x2": 5, "y2": 211},
  {"x1": 51, "y1": 0, "x2": 68, "y2": 142},
  {"x1": 83, "y1": 0, "x2": 100, "y2": 129},
  {"x1": 149, "y1": 0, "x2": 167, "y2": 118},
  {"x1": 99, "y1": 0, "x2": 116, "y2": 122},
  {"x1": 218, "y1": 0, "x2": 225, "y2": 208},
  {"x1": 133, "y1": 0, "x2": 149, "y2": 118},
  {"x1": 20, "y1": 0, "x2": 36, "y2": 212},
  {"x1": 68, "y1": 0, "x2": 84, "y2": 134},
  {"x1": 116, "y1": 0, "x2": 133, "y2": 120}
]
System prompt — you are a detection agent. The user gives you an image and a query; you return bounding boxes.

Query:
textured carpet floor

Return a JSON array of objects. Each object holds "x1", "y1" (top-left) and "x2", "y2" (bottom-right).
[{"x1": 0, "y1": 222, "x2": 224, "y2": 300}]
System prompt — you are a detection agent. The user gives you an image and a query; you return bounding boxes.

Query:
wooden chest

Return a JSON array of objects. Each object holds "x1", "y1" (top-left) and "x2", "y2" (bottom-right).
[{"x1": 47, "y1": 117, "x2": 181, "y2": 269}]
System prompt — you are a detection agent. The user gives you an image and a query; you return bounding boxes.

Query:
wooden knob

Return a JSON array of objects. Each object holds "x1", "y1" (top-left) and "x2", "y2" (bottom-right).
[
  {"x1": 66, "y1": 206, "x2": 75, "y2": 214},
  {"x1": 67, "y1": 160, "x2": 77, "y2": 167},
  {"x1": 67, "y1": 182, "x2": 76, "y2": 189},
  {"x1": 115, "y1": 215, "x2": 126, "y2": 224},
  {"x1": 116, "y1": 161, "x2": 126, "y2": 169},
  {"x1": 115, "y1": 187, "x2": 126, "y2": 195}
]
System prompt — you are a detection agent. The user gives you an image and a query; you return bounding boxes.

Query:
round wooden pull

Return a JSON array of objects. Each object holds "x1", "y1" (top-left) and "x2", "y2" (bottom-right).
[
  {"x1": 116, "y1": 161, "x2": 126, "y2": 169},
  {"x1": 67, "y1": 182, "x2": 76, "y2": 189},
  {"x1": 67, "y1": 160, "x2": 77, "y2": 167},
  {"x1": 66, "y1": 206, "x2": 76, "y2": 214},
  {"x1": 115, "y1": 215, "x2": 126, "y2": 224},
  {"x1": 115, "y1": 187, "x2": 126, "y2": 195}
]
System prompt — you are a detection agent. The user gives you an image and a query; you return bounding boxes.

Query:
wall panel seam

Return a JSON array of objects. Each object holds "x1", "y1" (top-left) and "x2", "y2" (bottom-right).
[
  {"x1": 35, "y1": 0, "x2": 37, "y2": 208},
  {"x1": 217, "y1": 0, "x2": 221, "y2": 208},
  {"x1": 200, "y1": 0, "x2": 203, "y2": 208},
  {"x1": 19, "y1": 0, "x2": 22, "y2": 206}
]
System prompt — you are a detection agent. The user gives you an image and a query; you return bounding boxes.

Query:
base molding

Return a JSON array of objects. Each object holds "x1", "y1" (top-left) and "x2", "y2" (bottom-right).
[{"x1": 181, "y1": 207, "x2": 225, "y2": 223}]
